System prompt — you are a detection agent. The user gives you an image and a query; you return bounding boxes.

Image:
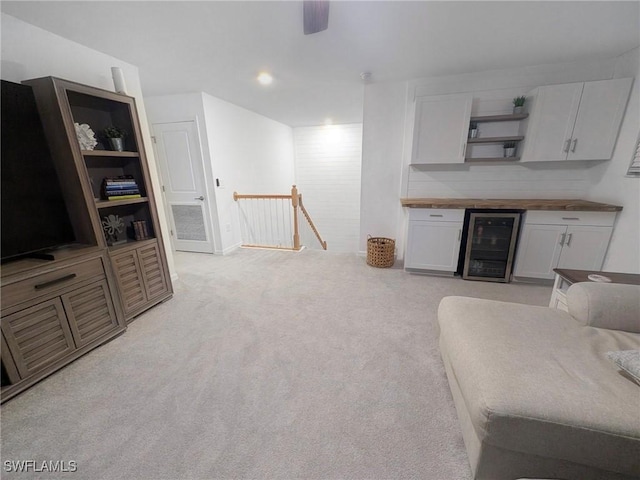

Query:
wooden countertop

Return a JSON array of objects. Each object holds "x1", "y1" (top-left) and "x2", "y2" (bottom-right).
[{"x1": 400, "y1": 198, "x2": 623, "y2": 211}]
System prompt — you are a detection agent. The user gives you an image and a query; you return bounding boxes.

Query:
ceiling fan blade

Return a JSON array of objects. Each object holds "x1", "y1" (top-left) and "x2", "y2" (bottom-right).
[{"x1": 303, "y1": 0, "x2": 329, "y2": 35}]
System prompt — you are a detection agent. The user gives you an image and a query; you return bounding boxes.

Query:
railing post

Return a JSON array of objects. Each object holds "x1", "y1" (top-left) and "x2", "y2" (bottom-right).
[{"x1": 291, "y1": 185, "x2": 300, "y2": 250}]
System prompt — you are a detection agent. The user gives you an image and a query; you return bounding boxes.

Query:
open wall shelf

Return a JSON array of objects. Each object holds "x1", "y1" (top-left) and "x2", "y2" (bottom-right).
[
  {"x1": 465, "y1": 157, "x2": 521, "y2": 162},
  {"x1": 470, "y1": 113, "x2": 529, "y2": 123},
  {"x1": 468, "y1": 136, "x2": 524, "y2": 145},
  {"x1": 465, "y1": 111, "x2": 528, "y2": 163}
]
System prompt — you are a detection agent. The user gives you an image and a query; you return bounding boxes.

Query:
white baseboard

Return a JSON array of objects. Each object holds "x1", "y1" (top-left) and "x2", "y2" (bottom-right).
[
  {"x1": 218, "y1": 242, "x2": 242, "y2": 255},
  {"x1": 239, "y1": 245, "x2": 306, "y2": 253}
]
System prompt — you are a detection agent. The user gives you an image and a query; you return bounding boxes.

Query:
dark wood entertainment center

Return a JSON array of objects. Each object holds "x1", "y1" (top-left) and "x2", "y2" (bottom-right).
[{"x1": 1, "y1": 77, "x2": 172, "y2": 402}]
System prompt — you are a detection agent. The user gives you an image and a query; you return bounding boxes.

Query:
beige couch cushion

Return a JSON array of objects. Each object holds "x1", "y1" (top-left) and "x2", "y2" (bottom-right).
[
  {"x1": 567, "y1": 283, "x2": 640, "y2": 333},
  {"x1": 438, "y1": 296, "x2": 640, "y2": 477}
]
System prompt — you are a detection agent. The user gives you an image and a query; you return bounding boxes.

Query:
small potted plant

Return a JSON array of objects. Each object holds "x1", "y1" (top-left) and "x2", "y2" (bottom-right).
[
  {"x1": 469, "y1": 122, "x2": 478, "y2": 138},
  {"x1": 503, "y1": 141, "x2": 517, "y2": 158},
  {"x1": 104, "y1": 126, "x2": 126, "y2": 152},
  {"x1": 513, "y1": 96, "x2": 526, "y2": 114}
]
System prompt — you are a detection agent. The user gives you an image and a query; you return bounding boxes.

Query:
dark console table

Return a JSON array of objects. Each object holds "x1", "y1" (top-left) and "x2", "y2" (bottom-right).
[{"x1": 550, "y1": 268, "x2": 640, "y2": 310}]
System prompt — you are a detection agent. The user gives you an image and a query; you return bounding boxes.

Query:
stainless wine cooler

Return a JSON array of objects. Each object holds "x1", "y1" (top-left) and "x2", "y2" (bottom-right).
[{"x1": 462, "y1": 212, "x2": 521, "y2": 282}]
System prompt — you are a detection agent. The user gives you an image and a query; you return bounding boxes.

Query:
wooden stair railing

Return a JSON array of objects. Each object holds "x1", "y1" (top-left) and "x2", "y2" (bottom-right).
[
  {"x1": 233, "y1": 185, "x2": 327, "y2": 251},
  {"x1": 298, "y1": 194, "x2": 327, "y2": 250}
]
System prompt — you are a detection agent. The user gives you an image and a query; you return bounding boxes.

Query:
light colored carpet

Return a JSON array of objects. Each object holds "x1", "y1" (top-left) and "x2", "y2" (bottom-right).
[{"x1": 1, "y1": 248, "x2": 552, "y2": 479}]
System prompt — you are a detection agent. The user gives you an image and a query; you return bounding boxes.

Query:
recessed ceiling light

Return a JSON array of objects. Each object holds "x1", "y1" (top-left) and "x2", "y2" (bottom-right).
[{"x1": 257, "y1": 72, "x2": 273, "y2": 85}]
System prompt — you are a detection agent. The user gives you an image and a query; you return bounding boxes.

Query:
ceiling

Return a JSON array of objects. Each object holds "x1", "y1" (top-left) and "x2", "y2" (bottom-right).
[{"x1": 2, "y1": 1, "x2": 639, "y2": 127}]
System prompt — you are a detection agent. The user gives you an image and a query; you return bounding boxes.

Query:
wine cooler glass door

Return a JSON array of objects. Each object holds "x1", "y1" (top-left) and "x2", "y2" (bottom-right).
[{"x1": 463, "y1": 213, "x2": 521, "y2": 282}]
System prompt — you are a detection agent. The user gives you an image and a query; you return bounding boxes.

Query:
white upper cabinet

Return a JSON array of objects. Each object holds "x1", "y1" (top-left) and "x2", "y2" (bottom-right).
[
  {"x1": 411, "y1": 93, "x2": 472, "y2": 164},
  {"x1": 568, "y1": 79, "x2": 633, "y2": 160},
  {"x1": 521, "y1": 78, "x2": 632, "y2": 162},
  {"x1": 520, "y1": 83, "x2": 583, "y2": 162}
]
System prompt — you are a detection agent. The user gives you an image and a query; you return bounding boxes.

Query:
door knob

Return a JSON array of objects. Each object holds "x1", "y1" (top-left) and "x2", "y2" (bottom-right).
[{"x1": 194, "y1": 195, "x2": 205, "y2": 201}]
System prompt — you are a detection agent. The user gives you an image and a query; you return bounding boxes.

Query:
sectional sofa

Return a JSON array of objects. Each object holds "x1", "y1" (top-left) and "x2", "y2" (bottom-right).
[{"x1": 438, "y1": 282, "x2": 640, "y2": 479}]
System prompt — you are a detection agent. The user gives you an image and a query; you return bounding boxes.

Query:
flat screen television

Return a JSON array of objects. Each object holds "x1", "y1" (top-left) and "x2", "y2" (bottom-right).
[{"x1": 1, "y1": 80, "x2": 76, "y2": 262}]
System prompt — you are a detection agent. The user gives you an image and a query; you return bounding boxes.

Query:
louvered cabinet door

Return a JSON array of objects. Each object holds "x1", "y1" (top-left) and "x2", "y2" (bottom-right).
[
  {"x1": 1, "y1": 332, "x2": 21, "y2": 384},
  {"x1": 1, "y1": 298, "x2": 76, "y2": 379},
  {"x1": 111, "y1": 250, "x2": 147, "y2": 316},
  {"x1": 62, "y1": 280, "x2": 119, "y2": 348},
  {"x1": 138, "y1": 242, "x2": 169, "y2": 302}
]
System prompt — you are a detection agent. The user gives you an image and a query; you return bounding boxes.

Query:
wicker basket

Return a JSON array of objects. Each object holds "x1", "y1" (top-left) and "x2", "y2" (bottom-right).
[{"x1": 367, "y1": 236, "x2": 395, "y2": 268}]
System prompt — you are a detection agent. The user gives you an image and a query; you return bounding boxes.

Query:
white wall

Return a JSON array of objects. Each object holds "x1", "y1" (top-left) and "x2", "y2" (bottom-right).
[
  {"x1": 293, "y1": 124, "x2": 362, "y2": 252},
  {"x1": 360, "y1": 55, "x2": 637, "y2": 265},
  {"x1": 0, "y1": 13, "x2": 176, "y2": 277},
  {"x1": 201, "y1": 93, "x2": 295, "y2": 253},
  {"x1": 145, "y1": 91, "x2": 295, "y2": 254},
  {"x1": 587, "y1": 48, "x2": 640, "y2": 273},
  {"x1": 360, "y1": 82, "x2": 408, "y2": 255}
]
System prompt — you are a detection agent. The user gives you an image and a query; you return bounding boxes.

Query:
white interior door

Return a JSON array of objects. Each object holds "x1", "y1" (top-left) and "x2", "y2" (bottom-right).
[{"x1": 152, "y1": 121, "x2": 214, "y2": 253}]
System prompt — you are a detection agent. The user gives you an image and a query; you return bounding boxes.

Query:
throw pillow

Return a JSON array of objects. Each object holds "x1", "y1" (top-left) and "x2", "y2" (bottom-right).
[{"x1": 606, "y1": 350, "x2": 640, "y2": 385}]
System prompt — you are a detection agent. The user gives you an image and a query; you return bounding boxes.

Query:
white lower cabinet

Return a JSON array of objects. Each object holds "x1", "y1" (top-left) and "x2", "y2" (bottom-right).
[
  {"x1": 555, "y1": 226, "x2": 614, "y2": 270},
  {"x1": 513, "y1": 211, "x2": 615, "y2": 280},
  {"x1": 405, "y1": 209, "x2": 464, "y2": 273}
]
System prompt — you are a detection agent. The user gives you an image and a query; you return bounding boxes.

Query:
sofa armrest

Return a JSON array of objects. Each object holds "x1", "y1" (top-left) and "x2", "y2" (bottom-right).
[{"x1": 567, "y1": 282, "x2": 640, "y2": 333}]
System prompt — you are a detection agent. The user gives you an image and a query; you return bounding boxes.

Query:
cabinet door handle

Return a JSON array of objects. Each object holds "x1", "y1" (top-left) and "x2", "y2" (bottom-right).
[
  {"x1": 561, "y1": 217, "x2": 580, "y2": 221},
  {"x1": 566, "y1": 233, "x2": 573, "y2": 246},
  {"x1": 34, "y1": 273, "x2": 77, "y2": 290},
  {"x1": 559, "y1": 233, "x2": 566, "y2": 246},
  {"x1": 429, "y1": 214, "x2": 443, "y2": 217},
  {"x1": 564, "y1": 139, "x2": 571, "y2": 153},
  {"x1": 461, "y1": 142, "x2": 467, "y2": 159},
  {"x1": 458, "y1": 229, "x2": 461, "y2": 241},
  {"x1": 571, "y1": 139, "x2": 578, "y2": 152}
]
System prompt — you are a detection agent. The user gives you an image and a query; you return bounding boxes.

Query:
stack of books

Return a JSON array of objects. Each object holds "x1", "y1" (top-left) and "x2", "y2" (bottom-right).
[
  {"x1": 102, "y1": 175, "x2": 141, "y2": 201},
  {"x1": 131, "y1": 220, "x2": 150, "y2": 241}
]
